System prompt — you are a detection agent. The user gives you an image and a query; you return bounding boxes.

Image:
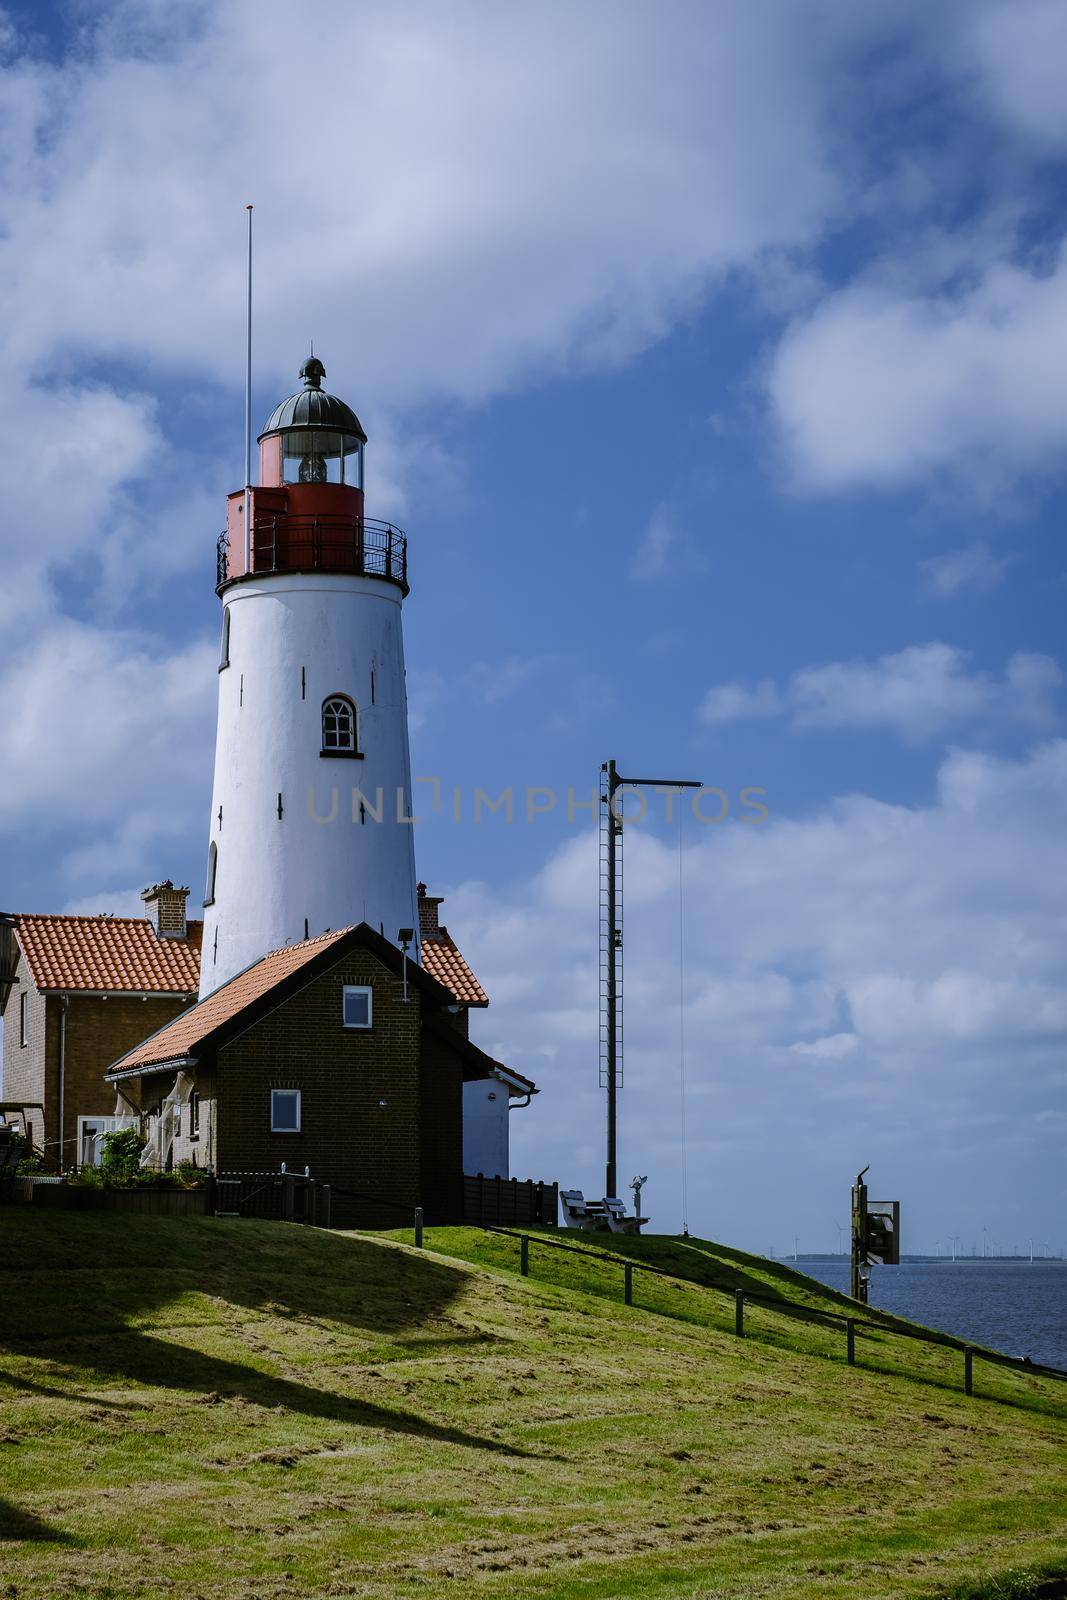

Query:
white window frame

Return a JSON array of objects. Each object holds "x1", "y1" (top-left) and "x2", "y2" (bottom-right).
[
  {"x1": 321, "y1": 694, "x2": 359, "y2": 755},
  {"x1": 19, "y1": 989, "x2": 28, "y2": 1047},
  {"x1": 270, "y1": 1088, "x2": 301, "y2": 1133},
  {"x1": 342, "y1": 985, "x2": 373, "y2": 1030},
  {"x1": 189, "y1": 1090, "x2": 200, "y2": 1139}
]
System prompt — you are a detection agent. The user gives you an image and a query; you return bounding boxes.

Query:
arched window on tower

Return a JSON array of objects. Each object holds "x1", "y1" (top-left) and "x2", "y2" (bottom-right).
[
  {"x1": 321, "y1": 695, "x2": 361, "y2": 758},
  {"x1": 204, "y1": 842, "x2": 218, "y2": 907}
]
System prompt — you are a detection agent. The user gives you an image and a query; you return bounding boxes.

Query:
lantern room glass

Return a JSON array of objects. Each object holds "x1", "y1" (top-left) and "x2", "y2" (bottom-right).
[{"x1": 280, "y1": 430, "x2": 364, "y2": 488}]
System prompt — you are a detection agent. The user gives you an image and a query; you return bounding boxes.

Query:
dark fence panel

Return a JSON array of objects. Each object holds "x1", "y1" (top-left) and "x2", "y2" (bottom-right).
[
  {"x1": 27, "y1": 1182, "x2": 211, "y2": 1216},
  {"x1": 463, "y1": 1174, "x2": 558, "y2": 1228}
]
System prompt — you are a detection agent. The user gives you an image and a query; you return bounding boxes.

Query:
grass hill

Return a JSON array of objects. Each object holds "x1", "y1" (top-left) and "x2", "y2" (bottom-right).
[{"x1": 0, "y1": 1211, "x2": 1064, "y2": 1600}]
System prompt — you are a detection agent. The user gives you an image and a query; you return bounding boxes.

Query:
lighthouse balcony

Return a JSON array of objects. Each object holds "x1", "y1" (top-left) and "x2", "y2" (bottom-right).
[{"x1": 217, "y1": 513, "x2": 408, "y2": 594}]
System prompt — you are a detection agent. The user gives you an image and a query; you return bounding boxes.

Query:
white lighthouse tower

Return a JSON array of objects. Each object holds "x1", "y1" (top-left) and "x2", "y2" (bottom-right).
[{"x1": 200, "y1": 355, "x2": 419, "y2": 998}]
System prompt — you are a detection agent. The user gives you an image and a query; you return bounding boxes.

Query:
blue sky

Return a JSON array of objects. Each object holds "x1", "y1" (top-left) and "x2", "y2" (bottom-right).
[{"x1": 1, "y1": 0, "x2": 1065, "y2": 1256}]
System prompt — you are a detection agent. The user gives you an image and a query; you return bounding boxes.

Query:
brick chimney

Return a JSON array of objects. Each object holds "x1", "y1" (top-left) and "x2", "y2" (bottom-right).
[
  {"x1": 141, "y1": 881, "x2": 190, "y2": 939},
  {"x1": 417, "y1": 881, "x2": 444, "y2": 943}
]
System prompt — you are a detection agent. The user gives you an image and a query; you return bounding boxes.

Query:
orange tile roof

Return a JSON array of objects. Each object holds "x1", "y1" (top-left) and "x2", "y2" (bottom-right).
[
  {"x1": 420, "y1": 928, "x2": 489, "y2": 1007},
  {"x1": 109, "y1": 926, "x2": 356, "y2": 1074},
  {"x1": 14, "y1": 915, "x2": 202, "y2": 996}
]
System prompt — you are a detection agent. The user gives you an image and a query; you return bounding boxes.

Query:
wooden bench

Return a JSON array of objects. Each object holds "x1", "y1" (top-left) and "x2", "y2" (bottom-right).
[
  {"x1": 604, "y1": 1197, "x2": 649, "y2": 1235},
  {"x1": 561, "y1": 1190, "x2": 648, "y2": 1233},
  {"x1": 560, "y1": 1189, "x2": 612, "y2": 1230}
]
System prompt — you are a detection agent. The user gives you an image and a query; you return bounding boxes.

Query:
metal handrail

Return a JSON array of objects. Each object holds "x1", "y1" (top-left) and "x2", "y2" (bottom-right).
[{"x1": 216, "y1": 515, "x2": 408, "y2": 593}]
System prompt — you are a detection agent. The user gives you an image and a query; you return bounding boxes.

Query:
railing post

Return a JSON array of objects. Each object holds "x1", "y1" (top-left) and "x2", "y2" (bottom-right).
[
  {"x1": 965, "y1": 1347, "x2": 974, "y2": 1396},
  {"x1": 520, "y1": 1235, "x2": 529, "y2": 1276},
  {"x1": 624, "y1": 1262, "x2": 633, "y2": 1306},
  {"x1": 321, "y1": 1184, "x2": 331, "y2": 1228},
  {"x1": 735, "y1": 1290, "x2": 745, "y2": 1337},
  {"x1": 414, "y1": 1205, "x2": 424, "y2": 1248},
  {"x1": 282, "y1": 1172, "x2": 294, "y2": 1224},
  {"x1": 846, "y1": 1319, "x2": 856, "y2": 1366}
]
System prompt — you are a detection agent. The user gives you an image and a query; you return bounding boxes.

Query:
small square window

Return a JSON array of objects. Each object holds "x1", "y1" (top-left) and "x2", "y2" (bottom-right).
[
  {"x1": 271, "y1": 1088, "x2": 301, "y2": 1133},
  {"x1": 343, "y1": 985, "x2": 373, "y2": 1029}
]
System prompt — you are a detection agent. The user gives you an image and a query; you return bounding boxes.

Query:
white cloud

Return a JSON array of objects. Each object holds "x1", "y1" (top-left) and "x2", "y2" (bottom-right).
[
  {"x1": 61, "y1": 885, "x2": 154, "y2": 919},
  {"x1": 791, "y1": 1032, "x2": 860, "y2": 1060},
  {"x1": 768, "y1": 247, "x2": 1067, "y2": 499},
  {"x1": 919, "y1": 542, "x2": 1016, "y2": 599},
  {"x1": 0, "y1": 616, "x2": 215, "y2": 843},
  {"x1": 444, "y1": 739, "x2": 1067, "y2": 1246},
  {"x1": 0, "y1": 3, "x2": 852, "y2": 415},
  {"x1": 700, "y1": 679, "x2": 783, "y2": 726},
  {"x1": 630, "y1": 503, "x2": 708, "y2": 582},
  {"x1": 700, "y1": 642, "x2": 1061, "y2": 742},
  {"x1": 967, "y1": 0, "x2": 1067, "y2": 152}
]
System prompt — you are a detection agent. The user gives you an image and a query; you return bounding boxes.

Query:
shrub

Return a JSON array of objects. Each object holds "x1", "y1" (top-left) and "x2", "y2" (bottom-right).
[
  {"x1": 1, "y1": 1130, "x2": 44, "y2": 1176},
  {"x1": 100, "y1": 1127, "x2": 146, "y2": 1183},
  {"x1": 66, "y1": 1164, "x2": 104, "y2": 1188}
]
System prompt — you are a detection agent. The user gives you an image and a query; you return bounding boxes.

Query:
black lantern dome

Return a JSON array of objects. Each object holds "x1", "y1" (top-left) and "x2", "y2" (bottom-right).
[{"x1": 259, "y1": 355, "x2": 366, "y2": 488}]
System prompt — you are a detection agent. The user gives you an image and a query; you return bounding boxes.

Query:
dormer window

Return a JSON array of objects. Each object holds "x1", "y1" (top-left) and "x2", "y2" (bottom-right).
[{"x1": 321, "y1": 695, "x2": 361, "y2": 758}]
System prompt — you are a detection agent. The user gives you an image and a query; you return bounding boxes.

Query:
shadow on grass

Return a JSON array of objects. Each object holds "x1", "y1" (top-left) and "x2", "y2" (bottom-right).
[
  {"x1": 0, "y1": 1497, "x2": 79, "y2": 1544},
  {"x1": 0, "y1": 1213, "x2": 536, "y2": 1457}
]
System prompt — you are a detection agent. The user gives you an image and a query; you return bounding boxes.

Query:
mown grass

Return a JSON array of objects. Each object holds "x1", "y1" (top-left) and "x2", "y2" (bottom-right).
[{"x1": 0, "y1": 1211, "x2": 1064, "y2": 1600}]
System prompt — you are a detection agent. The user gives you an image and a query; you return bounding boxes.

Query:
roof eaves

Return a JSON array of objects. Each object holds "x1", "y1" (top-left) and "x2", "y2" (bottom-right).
[{"x1": 108, "y1": 1054, "x2": 200, "y2": 1080}]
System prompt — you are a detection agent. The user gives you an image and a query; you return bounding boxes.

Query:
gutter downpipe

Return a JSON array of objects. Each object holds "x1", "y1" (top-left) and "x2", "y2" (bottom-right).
[
  {"x1": 508, "y1": 1092, "x2": 533, "y2": 1112},
  {"x1": 58, "y1": 993, "x2": 69, "y2": 1174}
]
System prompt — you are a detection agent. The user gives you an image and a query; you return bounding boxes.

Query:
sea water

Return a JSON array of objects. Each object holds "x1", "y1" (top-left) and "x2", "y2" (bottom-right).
[{"x1": 794, "y1": 1257, "x2": 1067, "y2": 1369}]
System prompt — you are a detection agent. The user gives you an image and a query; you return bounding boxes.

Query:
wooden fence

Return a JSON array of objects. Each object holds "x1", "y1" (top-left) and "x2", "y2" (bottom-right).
[
  {"x1": 463, "y1": 1174, "x2": 558, "y2": 1228},
  {"x1": 20, "y1": 1179, "x2": 211, "y2": 1217},
  {"x1": 214, "y1": 1169, "x2": 327, "y2": 1225},
  {"x1": 481, "y1": 1225, "x2": 1067, "y2": 1404}
]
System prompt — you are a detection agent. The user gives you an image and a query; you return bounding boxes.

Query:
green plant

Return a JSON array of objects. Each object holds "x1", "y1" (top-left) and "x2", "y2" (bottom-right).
[
  {"x1": 173, "y1": 1160, "x2": 205, "y2": 1189},
  {"x1": 1, "y1": 1129, "x2": 44, "y2": 1176},
  {"x1": 99, "y1": 1127, "x2": 146, "y2": 1183},
  {"x1": 66, "y1": 1164, "x2": 103, "y2": 1188}
]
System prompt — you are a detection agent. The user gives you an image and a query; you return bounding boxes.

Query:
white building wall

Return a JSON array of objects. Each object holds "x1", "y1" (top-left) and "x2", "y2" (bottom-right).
[
  {"x1": 462, "y1": 1079, "x2": 510, "y2": 1178},
  {"x1": 200, "y1": 572, "x2": 419, "y2": 996}
]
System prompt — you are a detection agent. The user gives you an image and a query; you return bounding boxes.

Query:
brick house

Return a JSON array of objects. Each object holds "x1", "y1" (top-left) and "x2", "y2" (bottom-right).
[
  {"x1": 0, "y1": 884, "x2": 200, "y2": 1170},
  {"x1": 104, "y1": 922, "x2": 538, "y2": 1227}
]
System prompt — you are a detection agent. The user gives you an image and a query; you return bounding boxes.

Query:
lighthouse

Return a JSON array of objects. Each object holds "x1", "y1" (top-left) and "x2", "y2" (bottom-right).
[{"x1": 200, "y1": 355, "x2": 419, "y2": 998}]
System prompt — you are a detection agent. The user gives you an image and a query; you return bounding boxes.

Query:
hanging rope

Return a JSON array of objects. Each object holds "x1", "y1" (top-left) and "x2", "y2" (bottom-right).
[{"x1": 678, "y1": 798, "x2": 690, "y2": 1237}]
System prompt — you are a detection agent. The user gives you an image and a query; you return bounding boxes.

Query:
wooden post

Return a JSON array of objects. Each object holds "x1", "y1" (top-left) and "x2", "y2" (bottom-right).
[
  {"x1": 624, "y1": 1262, "x2": 633, "y2": 1305},
  {"x1": 965, "y1": 1347, "x2": 974, "y2": 1396},
  {"x1": 735, "y1": 1290, "x2": 745, "y2": 1337},
  {"x1": 846, "y1": 1319, "x2": 856, "y2": 1366},
  {"x1": 414, "y1": 1205, "x2": 424, "y2": 1248},
  {"x1": 321, "y1": 1184, "x2": 331, "y2": 1228},
  {"x1": 520, "y1": 1235, "x2": 529, "y2": 1276},
  {"x1": 282, "y1": 1173, "x2": 294, "y2": 1223}
]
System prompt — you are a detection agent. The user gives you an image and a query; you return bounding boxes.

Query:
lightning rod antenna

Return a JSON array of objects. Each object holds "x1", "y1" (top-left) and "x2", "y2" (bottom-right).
[{"x1": 244, "y1": 204, "x2": 254, "y2": 573}]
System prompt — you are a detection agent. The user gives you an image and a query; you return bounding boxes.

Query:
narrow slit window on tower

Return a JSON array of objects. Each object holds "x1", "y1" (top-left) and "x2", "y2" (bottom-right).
[
  {"x1": 219, "y1": 609, "x2": 231, "y2": 670},
  {"x1": 204, "y1": 842, "x2": 218, "y2": 907},
  {"x1": 19, "y1": 990, "x2": 28, "y2": 1047},
  {"x1": 321, "y1": 695, "x2": 361, "y2": 758}
]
